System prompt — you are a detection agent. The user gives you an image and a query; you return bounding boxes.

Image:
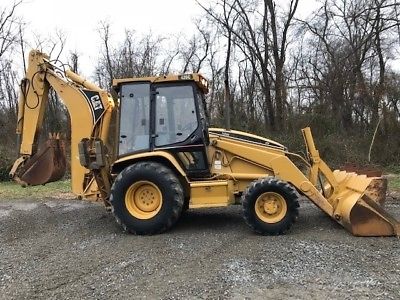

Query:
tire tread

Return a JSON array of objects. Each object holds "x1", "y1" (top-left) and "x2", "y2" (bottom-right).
[
  {"x1": 242, "y1": 177, "x2": 299, "y2": 235},
  {"x1": 110, "y1": 161, "x2": 184, "y2": 235}
]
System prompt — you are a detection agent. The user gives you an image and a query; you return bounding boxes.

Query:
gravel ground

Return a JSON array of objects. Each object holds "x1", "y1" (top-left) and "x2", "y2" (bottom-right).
[{"x1": 0, "y1": 196, "x2": 399, "y2": 300}]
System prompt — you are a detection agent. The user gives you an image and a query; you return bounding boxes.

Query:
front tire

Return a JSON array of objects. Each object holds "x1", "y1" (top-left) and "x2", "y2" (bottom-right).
[
  {"x1": 242, "y1": 177, "x2": 300, "y2": 235},
  {"x1": 110, "y1": 161, "x2": 184, "y2": 235}
]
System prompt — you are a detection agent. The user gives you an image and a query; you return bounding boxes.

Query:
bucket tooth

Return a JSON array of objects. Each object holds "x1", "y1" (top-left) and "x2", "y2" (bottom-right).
[{"x1": 333, "y1": 170, "x2": 350, "y2": 183}]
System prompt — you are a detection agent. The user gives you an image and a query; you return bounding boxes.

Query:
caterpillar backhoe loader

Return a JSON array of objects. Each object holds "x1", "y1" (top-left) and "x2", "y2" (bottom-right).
[{"x1": 9, "y1": 50, "x2": 400, "y2": 236}]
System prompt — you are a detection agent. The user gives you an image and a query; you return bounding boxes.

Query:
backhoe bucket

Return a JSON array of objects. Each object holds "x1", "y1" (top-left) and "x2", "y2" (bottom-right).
[
  {"x1": 17, "y1": 134, "x2": 66, "y2": 186},
  {"x1": 331, "y1": 170, "x2": 399, "y2": 237}
]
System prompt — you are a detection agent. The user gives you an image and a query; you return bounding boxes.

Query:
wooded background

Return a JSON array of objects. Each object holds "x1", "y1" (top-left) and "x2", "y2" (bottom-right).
[{"x1": 1, "y1": 0, "x2": 400, "y2": 180}]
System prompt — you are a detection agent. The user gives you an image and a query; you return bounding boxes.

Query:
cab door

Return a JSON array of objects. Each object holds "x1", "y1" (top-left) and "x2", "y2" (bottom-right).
[
  {"x1": 118, "y1": 83, "x2": 151, "y2": 156},
  {"x1": 152, "y1": 83, "x2": 210, "y2": 178}
]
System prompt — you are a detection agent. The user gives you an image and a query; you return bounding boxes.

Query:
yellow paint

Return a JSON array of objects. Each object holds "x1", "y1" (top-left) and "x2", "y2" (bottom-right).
[
  {"x1": 189, "y1": 180, "x2": 234, "y2": 207},
  {"x1": 209, "y1": 127, "x2": 285, "y2": 149},
  {"x1": 113, "y1": 151, "x2": 187, "y2": 178},
  {"x1": 125, "y1": 181, "x2": 163, "y2": 219},
  {"x1": 189, "y1": 203, "x2": 230, "y2": 209},
  {"x1": 255, "y1": 192, "x2": 287, "y2": 223},
  {"x1": 113, "y1": 73, "x2": 209, "y2": 94},
  {"x1": 11, "y1": 50, "x2": 115, "y2": 198}
]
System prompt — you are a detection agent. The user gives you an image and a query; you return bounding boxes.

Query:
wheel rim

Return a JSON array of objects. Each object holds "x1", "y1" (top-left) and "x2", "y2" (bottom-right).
[
  {"x1": 125, "y1": 181, "x2": 163, "y2": 220},
  {"x1": 254, "y1": 192, "x2": 287, "y2": 223}
]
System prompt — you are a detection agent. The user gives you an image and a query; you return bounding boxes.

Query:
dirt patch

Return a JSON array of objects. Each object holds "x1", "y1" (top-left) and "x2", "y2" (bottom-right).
[{"x1": 0, "y1": 198, "x2": 399, "y2": 299}]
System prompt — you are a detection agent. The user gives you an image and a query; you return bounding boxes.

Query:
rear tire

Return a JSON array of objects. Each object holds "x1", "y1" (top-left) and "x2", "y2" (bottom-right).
[
  {"x1": 242, "y1": 177, "x2": 299, "y2": 235},
  {"x1": 110, "y1": 161, "x2": 184, "y2": 235}
]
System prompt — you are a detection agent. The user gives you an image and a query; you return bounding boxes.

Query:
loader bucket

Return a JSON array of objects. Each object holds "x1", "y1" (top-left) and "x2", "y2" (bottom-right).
[
  {"x1": 301, "y1": 127, "x2": 399, "y2": 237},
  {"x1": 331, "y1": 170, "x2": 400, "y2": 237},
  {"x1": 17, "y1": 134, "x2": 66, "y2": 186}
]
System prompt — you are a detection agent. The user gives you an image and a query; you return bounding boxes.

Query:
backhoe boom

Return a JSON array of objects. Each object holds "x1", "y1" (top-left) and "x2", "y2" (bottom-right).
[{"x1": 10, "y1": 50, "x2": 115, "y2": 200}]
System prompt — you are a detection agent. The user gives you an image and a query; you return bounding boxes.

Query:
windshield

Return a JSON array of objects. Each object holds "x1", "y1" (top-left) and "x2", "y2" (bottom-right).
[{"x1": 119, "y1": 83, "x2": 150, "y2": 155}]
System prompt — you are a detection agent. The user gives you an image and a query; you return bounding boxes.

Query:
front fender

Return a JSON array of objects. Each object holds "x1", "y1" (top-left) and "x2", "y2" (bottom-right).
[{"x1": 112, "y1": 151, "x2": 187, "y2": 178}]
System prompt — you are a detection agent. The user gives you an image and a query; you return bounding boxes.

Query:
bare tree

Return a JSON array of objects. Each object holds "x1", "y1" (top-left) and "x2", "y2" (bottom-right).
[
  {"x1": 0, "y1": 1, "x2": 23, "y2": 59},
  {"x1": 0, "y1": 1, "x2": 24, "y2": 172},
  {"x1": 198, "y1": 0, "x2": 239, "y2": 130},
  {"x1": 98, "y1": 21, "x2": 114, "y2": 87},
  {"x1": 296, "y1": 0, "x2": 400, "y2": 130},
  {"x1": 96, "y1": 23, "x2": 165, "y2": 90},
  {"x1": 199, "y1": 0, "x2": 299, "y2": 131},
  {"x1": 0, "y1": 1, "x2": 23, "y2": 116}
]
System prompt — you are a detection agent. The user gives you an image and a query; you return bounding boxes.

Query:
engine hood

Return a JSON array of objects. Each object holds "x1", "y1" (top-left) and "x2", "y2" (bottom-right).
[{"x1": 208, "y1": 128, "x2": 286, "y2": 151}]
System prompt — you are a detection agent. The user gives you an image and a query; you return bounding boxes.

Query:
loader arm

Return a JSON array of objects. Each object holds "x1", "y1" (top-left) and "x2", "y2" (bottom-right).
[
  {"x1": 10, "y1": 50, "x2": 115, "y2": 201},
  {"x1": 210, "y1": 128, "x2": 399, "y2": 236}
]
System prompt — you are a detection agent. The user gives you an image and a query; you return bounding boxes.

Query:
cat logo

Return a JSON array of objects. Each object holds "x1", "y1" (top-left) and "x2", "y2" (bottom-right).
[
  {"x1": 90, "y1": 95, "x2": 102, "y2": 110},
  {"x1": 80, "y1": 90, "x2": 105, "y2": 123}
]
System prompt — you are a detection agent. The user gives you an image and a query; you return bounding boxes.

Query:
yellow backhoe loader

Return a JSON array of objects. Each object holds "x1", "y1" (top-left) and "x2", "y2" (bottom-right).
[{"x1": 9, "y1": 50, "x2": 400, "y2": 236}]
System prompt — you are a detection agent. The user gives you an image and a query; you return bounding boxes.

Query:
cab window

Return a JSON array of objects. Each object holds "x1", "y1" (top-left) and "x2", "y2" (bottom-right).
[
  {"x1": 119, "y1": 83, "x2": 150, "y2": 155},
  {"x1": 155, "y1": 85, "x2": 198, "y2": 147}
]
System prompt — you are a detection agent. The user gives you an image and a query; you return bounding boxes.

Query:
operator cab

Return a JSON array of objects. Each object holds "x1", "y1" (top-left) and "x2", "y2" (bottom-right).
[{"x1": 113, "y1": 74, "x2": 210, "y2": 178}]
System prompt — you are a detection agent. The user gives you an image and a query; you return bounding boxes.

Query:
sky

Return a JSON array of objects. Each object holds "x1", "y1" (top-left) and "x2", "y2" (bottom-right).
[
  {"x1": 5, "y1": 0, "x2": 320, "y2": 78},
  {"x1": 5, "y1": 0, "x2": 206, "y2": 77},
  {"x1": 5, "y1": 0, "x2": 397, "y2": 77}
]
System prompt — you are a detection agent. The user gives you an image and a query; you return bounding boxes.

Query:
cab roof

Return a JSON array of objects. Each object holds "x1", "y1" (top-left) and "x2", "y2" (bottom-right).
[{"x1": 112, "y1": 73, "x2": 209, "y2": 94}]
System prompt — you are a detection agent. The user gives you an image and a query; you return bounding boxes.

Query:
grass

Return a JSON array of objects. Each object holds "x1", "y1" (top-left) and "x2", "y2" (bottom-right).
[
  {"x1": 384, "y1": 166, "x2": 400, "y2": 192},
  {"x1": 388, "y1": 174, "x2": 400, "y2": 191},
  {"x1": 0, "y1": 180, "x2": 72, "y2": 200}
]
